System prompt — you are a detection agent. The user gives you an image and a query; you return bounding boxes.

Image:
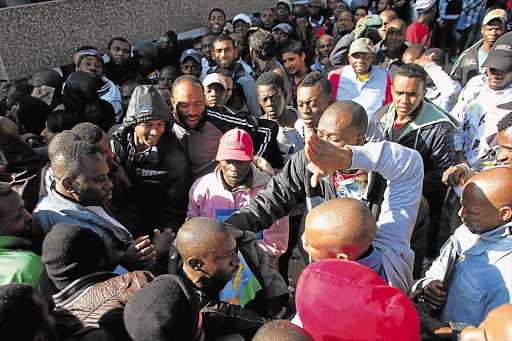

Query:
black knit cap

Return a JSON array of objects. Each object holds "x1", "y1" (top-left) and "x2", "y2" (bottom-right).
[
  {"x1": 123, "y1": 274, "x2": 201, "y2": 341},
  {"x1": 42, "y1": 223, "x2": 109, "y2": 290}
]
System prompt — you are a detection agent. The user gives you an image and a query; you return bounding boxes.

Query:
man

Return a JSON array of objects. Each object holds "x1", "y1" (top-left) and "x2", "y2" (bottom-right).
[
  {"x1": 208, "y1": 8, "x2": 226, "y2": 35},
  {"x1": 295, "y1": 71, "x2": 334, "y2": 141},
  {"x1": 0, "y1": 283, "x2": 57, "y2": 341},
  {"x1": 451, "y1": 32, "x2": 512, "y2": 175},
  {"x1": 328, "y1": 38, "x2": 392, "y2": 118},
  {"x1": 334, "y1": 10, "x2": 354, "y2": 43},
  {"x1": 30, "y1": 69, "x2": 63, "y2": 110},
  {"x1": 112, "y1": 85, "x2": 188, "y2": 235},
  {"x1": 233, "y1": 13, "x2": 251, "y2": 35},
  {"x1": 172, "y1": 217, "x2": 288, "y2": 340},
  {"x1": 203, "y1": 73, "x2": 228, "y2": 112},
  {"x1": 276, "y1": 0, "x2": 292, "y2": 22},
  {"x1": 281, "y1": 41, "x2": 309, "y2": 107},
  {"x1": 414, "y1": 167, "x2": 512, "y2": 327},
  {"x1": 229, "y1": 32, "x2": 254, "y2": 76},
  {"x1": 75, "y1": 49, "x2": 123, "y2": 122},
  {"x1": 415, "y1": 48, "x2": 462, "y2": 111},
  {"x1": 377, "y1": 9, "x2": 398, "y2": 40},
  {"x1": 225, "y1": 101, "x2": 424, "y2": 294},
  {"x1": 200, "y1": 33, "x2": 218, "y2": 80},
  {"x1": 104, "y1": 37, "x2": 140, "y2": 87},
  {"x1": 377, "y1": 0, "x2": 392, "y2": 13},
  {"x1": 188, "y1": 128, "x2": 289, "y2": 269},
  {"x1": 171, "y1": 75, "x2": 282, "y2": 181},
  {"x1": 272, "y1": 23, "x2": 294, "y2": 52},
  {"x1": 211, "y1": 35, "x2": 261, "y2": 117},
  {"x1": 405, "y1": 0, "x2": 436, "y2": 48},
  {"x1": 260, "y1": 8, "x2": 275, "y2": 31},
  {"x1": 133, "y1": 40, "x2": 159, "y2": 84},
  {"x1": 158, "y1": 65, "x2": 180, "y2": 89},
  {"x1": 0, "y1": 183, "x2": 55, "y2": 306},
  {"x1": 373, "y1": 19, "x2": 408, "y2": 75},
  {"x1": 308, "y1": 0, "x2": 327, "y2": 37},
  {"x1": 120, "y1": 79, "x2": 142, "y2": 114},
  {"x1": 257, "y1": 72, "x2": 303, "y2": 163},
  {"x1": 32, "y1": 140, "x2": 171, "y2": 271},
  {"x1": 451, "y1": 9, "x2": 507, "y2": 87},
  {"x1": 248, "y1": 30, "x2": 292, "y2": 106},
  {"x1": 180, "y1": 49, "x2": 202, "y2": 79},
  {"x1": 311, "y1": 34, "x2": 336, "y2": 76}
]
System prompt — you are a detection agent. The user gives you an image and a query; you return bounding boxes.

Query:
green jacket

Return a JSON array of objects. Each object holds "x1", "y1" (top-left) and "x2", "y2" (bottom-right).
[{"x1": 0, "y1": 236, "x2": 55, "y2": 306}]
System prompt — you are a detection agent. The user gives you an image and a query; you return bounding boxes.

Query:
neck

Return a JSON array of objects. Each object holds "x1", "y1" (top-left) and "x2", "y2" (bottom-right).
[
  {"x1": 182, "y1": 264, "x2": 211, "y2": 288},
  {"x1": 255, "y1": 57, "x2": 267, "y2": 70},
  {"x1": 416, "y1": 14, "x2": 430, "y2": 26},
  {"x1": 294, "y1": 68, "x2": 307, "y2": 83},
  {"x1": 481, "y1": 41, "x2": 492, "y2": 52},
  {"x1": 54, "y1": 182, "x2": 80, "y2": 203}
]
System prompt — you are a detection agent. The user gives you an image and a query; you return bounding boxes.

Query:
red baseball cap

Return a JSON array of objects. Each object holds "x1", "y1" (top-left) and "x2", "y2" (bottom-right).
[
  {"x1": 296, "y1": 259, "x2": 420, "y2": 341},
  {"x1": 216, "y1": 128, "x2": 253, "y2": 161}
]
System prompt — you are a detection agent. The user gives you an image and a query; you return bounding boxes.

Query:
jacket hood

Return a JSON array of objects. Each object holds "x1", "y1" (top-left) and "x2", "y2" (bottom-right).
[
  {"x1": 121, "y1": 85, "x2": 172, "y2": 129},
  {"x1": 383, "y1": 99, "x2": 460, "y2": 142}
]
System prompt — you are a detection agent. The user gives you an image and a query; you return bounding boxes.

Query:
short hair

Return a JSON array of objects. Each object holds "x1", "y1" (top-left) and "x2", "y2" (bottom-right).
[
  {"x1": 337, "y1": 10, "x2": 354, "y2": 22},
  {"x1": 7, "y1": 82, "x2": 34, "y2": 107},
  {"x1": 45, "y1": 110, "x2": 81, "y2": 134},
  {"x1": 0, "y1": 182, "x2": 13, "y2": 198},
  {"x1": 299, "y1": 71, "x2": 333, "y2": 96},
  {"x1": 172, "y1": 75, "x2": 204, "y2": 96},
  {"x1": 71, "y1": 122, "x2": 104, "y2": 144},
  {"x1": 354, "y1": 6, "x2": 368, "y2": 14},
  {"x1": 0, "y1": 283, "x2": 43, "y2": 341},
  {"x1": 253, "y1": 320, "x2": 314, "y2": 341},
  {"x1": 51, "y1": 141, "x2": 98, "y2": 180},
  {"x1": 209, "y1": 8, "x2": 226, "y2": 20},
  {"x1": 16, "y1": 96, "x2": 51, "y2": 135},
  {"x1": 498, "y1": 112, "x2": 512, "y2": 132},
  {"x1": 249, "y1": 31, "x2": 276, "y2": 61},
  {"x1": 107, "y1": 36, "x2": 130, "y2": 50},
  {"x1": 423, "y1": 48, "x2": 445, "y2": 67},
  {"x1": 177, "y1": 217, "x2": 231, "y2": 260},
  {"x1": 394, "y1": 63, "x2": 427, "y2": 87},
  {"x1": 281, "y1": 40, "x2": 305, "y2": 56},
  {"x1": 83, "y1": 99, "x2": 116, "y2": 133},
  {"x1": 256, "y1": 71, "x2": 286, "y2": 92},
  {"x1": 213, "y1": 67, "x2": 233, "y2": 79},
  {"x1": 325, "y1": 101, "x2": 368, "y2": 134},
  {"x1": 75, "y1": 45, "x2": 96, "y2": 53},
  {"x1": 48, "y1": 131, "x2": 82, "y2": 160},
  {"x1": 213, "y1": 34, "x2": 235, "y2": 49}
]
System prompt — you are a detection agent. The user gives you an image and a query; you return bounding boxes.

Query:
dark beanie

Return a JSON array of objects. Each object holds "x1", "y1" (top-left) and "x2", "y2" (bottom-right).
[
  {"x1": 123, "y1": 274, "x2": 200, "y2": 341},
  {"x1": 42, "y1": 223, "x2": 108, "y2": 290}
]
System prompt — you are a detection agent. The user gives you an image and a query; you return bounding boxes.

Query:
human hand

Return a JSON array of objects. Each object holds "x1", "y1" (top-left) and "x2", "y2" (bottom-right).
[
  {"x1": 442, "y1": 165, "x2": 468, "y2": 187},
  {"x1": 414, "y1": 53, "x2": 435, "y2": 68},
  {"x1": 423, "y1": 280, "x2": 448, "y2": 311},
  {"x1": 152, "y1": 228, "x2": 175, "y2": 262},
  {"x1": 122, "y1": 235, "x2": 156, "y2": 270},
  {"x1": 354, "y1": 16, "x2": 372, "y2": 35},
  {"x1": 304, "y1": 129, "x2": 353, "y2": 187},
  {"x1": 460, "y1": 325, "x2": 486, "y2": 341}
]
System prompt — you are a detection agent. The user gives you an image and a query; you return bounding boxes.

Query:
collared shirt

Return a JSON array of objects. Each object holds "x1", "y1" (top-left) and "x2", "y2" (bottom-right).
[
  {"x1": 416, "y1": 222, "x2": 512, "y2": 326},
  {"x1": 333, "y1": 65, "x2": 392, "y2": 118}
]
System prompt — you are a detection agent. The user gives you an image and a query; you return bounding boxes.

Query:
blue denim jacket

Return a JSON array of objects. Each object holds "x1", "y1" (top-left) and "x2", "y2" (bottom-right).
[{"x1": 416, "y1": 222, "x2": 512, "y2": 326}]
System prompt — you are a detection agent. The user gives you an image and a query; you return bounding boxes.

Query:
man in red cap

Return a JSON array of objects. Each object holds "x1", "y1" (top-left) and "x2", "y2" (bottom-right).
[{"x1": 188, "y1": 128, "x2": 289, "y2": 269}]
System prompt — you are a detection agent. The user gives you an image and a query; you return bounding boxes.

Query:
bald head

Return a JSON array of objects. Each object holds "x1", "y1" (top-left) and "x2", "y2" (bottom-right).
[
  {"x1": 303, "y1": 198, "x2": 377, "y2": 260},
  {"x1": 402, "y1": 45, "x2": 425, "y2": 64},
  {"x1": 177, "y1": 217, "x2": 232, "y2": 260},
  {"x1": 466, "y1": 167, "x2": 512, "y2": 208},
  {"x1": 0, "y1": 117, "x2": 19, "y2": 137},
  {"x1": 31, "y1": 69, "x2": 62, "y2": 89},
  {"x1": 380, "y1": 9, "x2": 397, "y2": 22},
  {"x1": 388, "y1": 19, "x2": 406, "y2": 33},
  {"x1": 321, "y1": 101, "x2": 368, "y2": 136}
]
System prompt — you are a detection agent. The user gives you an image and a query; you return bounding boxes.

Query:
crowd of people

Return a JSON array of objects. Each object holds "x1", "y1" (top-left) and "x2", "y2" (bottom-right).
[{"x1": 0, "y1": 0, "x2": 511, "y2": 339}]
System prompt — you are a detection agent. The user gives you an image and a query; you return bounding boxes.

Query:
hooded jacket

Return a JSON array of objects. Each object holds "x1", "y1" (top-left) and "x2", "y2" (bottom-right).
[
  {"x1": 450, "y1": 39, "x2": 483, "y2": 87},
  {"x1": 187, "y1": 157, "x2": 289, "y2": 266},
  {"x1": 225, "y1": 141, "x2": 424, "y2": 294},
  {"x1": 375, "y1": 99, "x2": 459, "y2": 192},
  {"x1": 112, "y1": 85, "x2": 189, "y2": 234}
]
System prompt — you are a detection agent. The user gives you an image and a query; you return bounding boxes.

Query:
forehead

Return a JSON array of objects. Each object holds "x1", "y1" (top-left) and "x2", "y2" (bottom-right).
[
  {"x1": 387, "y1": 23, "x2": 405, "y2": 32},
  {"x1": 262, "y1": 9, "x2": 273, "y2": 15},
  {"x1": 297, "y1": 85, "x2": 324, "y2": 99},
  {"x1": 484, "y1": 19, "x2": 504, "y2": 27},
  {"x1": 80, "y1": 56, "x2": 102, "y2": 65},
  {"x1": 318, "y1": 36, "x2": 334, "y2": 45},
  {"x1": 173, "y1": 81, "x2": 204, "y2": 100},
  {"x1": 208, "y1": 231, "x2": 236, "y2": 256},
  {"x1": 340, "y1": 11, "x2": 352, "y2": 19},
  {"x1": 206, "y1": 83, "x2": 225, "y2": 91},
  {"x1": 111, "y1": 40, "x2": 130, "y2": 49},
  {"x1": 258, "y1": 83, "x2": 281, "y2": 94},
  {"x1": 393, "y1": 75, "x2": 424, "y2": 89},
  {"x1": 209, "y1": 10, "x2": 225, "y2": 19},
  {"x1": 318, "y1": 112, "x2": 352, "y2": 131},
  {"x1": 282, "y1": 51, "x2": 300, "y2": 59},
  {"x1": 136, "y1": 119, "x2": 165, "y2": 126},
  {"x1": 181, "y1": 58, "x2": 200, "y2": 66},
  {"x1": 0, "y1": 192, "x2": 23, "y2": 217},
  {"x1": 219, "y1": 74, "x2": 233, "y2": 86},
  {"x1": 214, "y1": 40, "x2": 234, "y2": 49},
  {"x1": 80, "y1": 153, "x2": 109, "y2": 177}
]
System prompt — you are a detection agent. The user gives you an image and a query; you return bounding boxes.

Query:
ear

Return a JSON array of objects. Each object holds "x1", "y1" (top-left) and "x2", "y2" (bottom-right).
[
  {"x1": 499, "y1": 205, "x2": 512, "y2": 222},
  {"x1": 301, "y1": 52, "x2": 306, "y2": 62},
  {"x1": 356, "y1": 133, "x2": 366, "y2": 146},
  {"x1": 233, "y1": 46, "x2": 239, "y2": 59},
  {"x1": 421, "y1": 87, "x2": 427, "y2": 99},
  {"x1": 188, "y1": 257, "x2": 204, "y2": 271},
  {"x1": 61, "y1": 177, "x2": 75, "y2": 193}
]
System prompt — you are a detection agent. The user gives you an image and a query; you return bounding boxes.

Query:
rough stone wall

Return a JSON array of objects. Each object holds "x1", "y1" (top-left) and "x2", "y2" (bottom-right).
[{"x1": 0, "y1": 0, "x2": 274, "y2": 79}]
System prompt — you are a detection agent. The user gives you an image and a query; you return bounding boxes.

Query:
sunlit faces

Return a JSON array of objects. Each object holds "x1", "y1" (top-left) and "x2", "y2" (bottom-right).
[
  {"x1": 201, "y1": 35, "x2": 216, "y2": 62},
  {"x1": 282, "y1": 51, "x2": 305, "y2": 76},
  {"x1": 233, "y1": 20, "x2": 250, "y2": 35},
  {"x1": 497, "y1": 129, "x2": 512, "y2": 168},
  {"x1": 482, "y1": 19, "x2": 505, "y2": 47},
  {"x1": 487, "y1": 68, "x2": 512, "y2": 91},
  {"x1": 348, "y1": 52, "x2": 373, "y2": 76},
  {"x1": 205, "y1": 83, "x2": 227, "y2": 109},
  {"x1": 385, "y1": 22, "x2": 406, "y2": 51},
  {"x1": 69, "y1": 153, "x2": 113, "y2": 207},
  {"x1": 276, "y1": 2, "x2": 291, "y2": 21},
  {"x1": 316, "y1": 111, "x2": 364, "y2": 149},
  {"x1": 94, "y1": 132, "x2": 116, "y2": 166},
  {"x1": 219, "y1": 159, "x2": 252, "y2": 189},
  {"x1": 337, "y1": 11, "x2": 354, "y2": 35},
  {"x1": 172, "y1": 81, "x2": 206, "y2": 130},
  {"x1": 133, "y1": 120, "x2": 166, "y2": 152},
  {"x1": 108, "y1": 40, "x2": 131, "y2": 66},
  {"x1": 316, "y1": 35, "x2": 335, "y2": 59},
  {"x1": 260, "y1": 9, "x2": 275, "y2": 30},
  {"x1": 213, "y1": 40, "x2": 238, "y2": 69},
  {"x1": 208, "y1": 10, "x2": 226, "y2": 34},
  {"x1": 77, "y1": 56, "x2": 104, "y2": 80},
  {"x1": 297, "y1": 85, "x2": 333, "y2": 129},
  {"x1": 257, "y1": 83, "x2": 286, "y2": 120},
  {"x1": 199, "y1": 231, "x2": 240, "y2": 282},
  {"x1": 391, "y1": 75, "x2": 426, "y2": 118}
]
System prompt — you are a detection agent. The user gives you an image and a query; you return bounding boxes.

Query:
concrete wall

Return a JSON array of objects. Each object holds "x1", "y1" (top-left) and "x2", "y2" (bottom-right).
[{"x1": 0, "y1": 0, "x2": 274, "y2": 80}]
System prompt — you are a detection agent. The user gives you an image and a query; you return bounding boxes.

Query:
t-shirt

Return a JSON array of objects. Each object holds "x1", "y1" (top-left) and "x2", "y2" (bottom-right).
[
  {"x1": 477, "y1": 47, "x2": 489, "y2": 75},
  {"x1": 405, "y1": 22, "x2": 432, "y2": 48}
]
